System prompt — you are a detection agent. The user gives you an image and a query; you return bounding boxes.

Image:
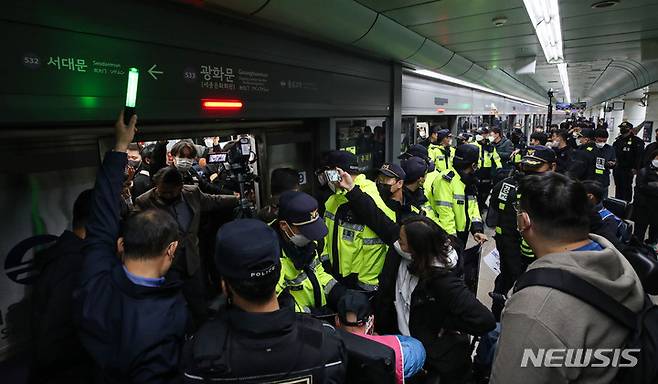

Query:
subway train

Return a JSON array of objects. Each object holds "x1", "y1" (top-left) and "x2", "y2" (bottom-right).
[{"x1": 2, "y1": 0, "x2": 658, "y2": 382}]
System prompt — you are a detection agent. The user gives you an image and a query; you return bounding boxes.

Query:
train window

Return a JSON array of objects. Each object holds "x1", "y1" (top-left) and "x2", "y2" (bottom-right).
[
  {"x1": 335, "y1": 118, "x2": 386, "y2": 176},
  {"x1": 401, "y1": 116, "x2": 416, "y2": 153}
]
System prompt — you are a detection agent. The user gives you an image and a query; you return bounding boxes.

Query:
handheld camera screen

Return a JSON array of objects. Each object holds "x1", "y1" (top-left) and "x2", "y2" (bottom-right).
[
  {"x1": 325, "y1": 169, "x2": 341, "y2": 183},
  {"x1": 208, "y1": 153, "x2": 227, "y2": 163}
]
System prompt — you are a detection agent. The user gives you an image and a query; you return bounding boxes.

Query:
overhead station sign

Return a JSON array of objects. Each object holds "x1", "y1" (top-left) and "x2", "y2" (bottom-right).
[{"x1": 0, "y1": 20, "x2": 356, "y2": 124}]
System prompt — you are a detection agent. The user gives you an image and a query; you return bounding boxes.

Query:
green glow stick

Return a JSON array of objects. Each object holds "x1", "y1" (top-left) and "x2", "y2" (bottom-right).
[{"x1": 125, "y1": 67, "x2": 139, "y2": 108}]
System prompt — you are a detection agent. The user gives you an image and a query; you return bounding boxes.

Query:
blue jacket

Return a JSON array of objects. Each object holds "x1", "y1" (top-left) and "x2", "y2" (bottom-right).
[{"x1": 73, "y1": 151, "x2": 188, "y2": 383}]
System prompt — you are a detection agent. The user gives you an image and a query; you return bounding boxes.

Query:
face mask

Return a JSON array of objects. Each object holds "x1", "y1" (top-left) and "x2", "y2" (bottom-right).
[
  {"x1": 204, "y1": 138, "x2": 215, "y2": 147},
  {"x1": 287, "y1": 227, "x2": 312, "y2": 247},
  {"x1": 652, "y1": 160, "x2": 658, "y2": 168},
  {"x1": 576, "y1": 139, "x2": 583, "y2": 147},
  {"x1": 393, "y1": 240, "x2": 412, "y2": 260},
  {"x1": 595, "y1": 142, "x2": 605, "y2": 149},
  {"x1": 175, "y1": 157, "x2": 194, "y2": 172},
  {"x1": 128, "y1": 159, "x2": 141, "y2": 169},
  {"x1": 546, "y1": 141, "x2": 558, "y2": 148},
  {"x1": 377, "y1": 182, "x2": 394, "y2": 201},
  {"x1": 490, "y1": 135, "x2": 496, "y2": 142}
]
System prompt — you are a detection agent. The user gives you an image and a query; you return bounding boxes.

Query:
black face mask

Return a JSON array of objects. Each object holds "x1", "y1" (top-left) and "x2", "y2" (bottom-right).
[
  {"x1": 128, "y1": 160, "x2": 142, "y2": 170},
  {"x1": 377, "y1": 182, "x2": 394, "y2": 201}
]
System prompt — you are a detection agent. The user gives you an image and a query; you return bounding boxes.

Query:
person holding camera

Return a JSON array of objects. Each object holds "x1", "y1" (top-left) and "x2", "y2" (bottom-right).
[{"x1": 321, "y1": 150, "x2": 394, "y2": 292}]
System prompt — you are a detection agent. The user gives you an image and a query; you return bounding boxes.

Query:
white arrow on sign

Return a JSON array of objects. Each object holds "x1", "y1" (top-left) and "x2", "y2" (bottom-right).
[{"x1": 148, "y1": 64, "x2": 163, "y2": 80}]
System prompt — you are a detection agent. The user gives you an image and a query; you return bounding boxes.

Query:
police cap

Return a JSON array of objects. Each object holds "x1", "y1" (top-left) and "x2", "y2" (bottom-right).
[
  {"x1": 328, "y1": 150, "x2": 359, "y2": 173},
  {"x1": 401, "y1": 156, "x2": 428, "y2": 182},
  {"x1": 618, "y1": 121, "x2": 633, "y2": 130},
  {"x1": 379, "y1": 163, "x2": 406, "y2": 181},
  {"x1": 278, "y1": 191, "x2": 327, "y2": 241},
  {"x1": 453, "y1": 144, "x2": 479, "y2": 166},
  {"x1": 437, "y1": 129, "x2": 451, "y2": 141},
  {"x1": 521, "y1": 145, "x2": 557, "y2": 169},
  {"x1": 398, "y1": 144, "x2": 429, "y2": 161},
  {"x1": 215, "y1": 219, "x2": 280, "y2": 280},
  {"x1": 337, "y1": 291, "x2": 372, "y2": 326}
]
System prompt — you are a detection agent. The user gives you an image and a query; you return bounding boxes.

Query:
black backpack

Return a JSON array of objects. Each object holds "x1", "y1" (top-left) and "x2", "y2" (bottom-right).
[{"x1": 515, "y1": 268, "x2": 658, "y2": 384}]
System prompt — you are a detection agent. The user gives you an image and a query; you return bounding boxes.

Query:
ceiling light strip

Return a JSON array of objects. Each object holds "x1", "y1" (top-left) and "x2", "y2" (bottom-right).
[
  {"x1": 523, "y1": 0, "x2": 564, "y2": 64},
  {"x1": 413, "y1": 69, "x2": 544, "y2": 107},
  {"x1": 557, "y1": 62, "x2": 571, "y2": 103}
]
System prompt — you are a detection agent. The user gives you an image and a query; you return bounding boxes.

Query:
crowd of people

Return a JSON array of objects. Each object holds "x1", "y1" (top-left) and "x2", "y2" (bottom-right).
[{"x1": 27, "y1": 110, "x2": 658, "y2": 384}]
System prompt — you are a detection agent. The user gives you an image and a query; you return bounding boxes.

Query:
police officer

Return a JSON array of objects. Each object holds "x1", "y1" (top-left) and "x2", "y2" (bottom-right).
[
  {"x1": 429, "y1": 129, "x2": 455, "y2": 173},
  {"x1": 401, "y1": 156, "x2": 440, "y2": 224},
  {"x1": 474, "y1": 131, "x2": 502, "y2": 211},
  {"x1": 549, "y1": 129, "x2": 577, "y2": 175},
  {"x1": 592, "y1": 129, "x2": 616, "y2": 198},
  {"x1": 613, "y1": 121, "x2": 645, "y2": 201},
  {"x1": 486, "y1": 146, "x2": 556, "y2": 320},
  {"x1": 398, "y1": 144, "x2": 441, "y2": 205},
  {"x1": 571, "y1": 128, "x2": 597, "y2": 181},
  {"x1": 322, "y1": 150, "x2": 393, "y2": 292},
  {"x1": 182, "y1": 219, "x2": 347, "y2": 382},
  {"x1": 490, "y1": 127, "x2": 515, "y2": 180},
  {"x1": 275, "y1": 191, "x2": 345, "y2": 314},
  {"x1": 429, "y1": 144, "x2": 487, "y2": 247}
]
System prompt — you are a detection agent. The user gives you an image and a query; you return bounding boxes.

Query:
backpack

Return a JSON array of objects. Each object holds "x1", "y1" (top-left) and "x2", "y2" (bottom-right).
[{"x1": 514, "y1": 268, "x2": 658, "y2": 384}]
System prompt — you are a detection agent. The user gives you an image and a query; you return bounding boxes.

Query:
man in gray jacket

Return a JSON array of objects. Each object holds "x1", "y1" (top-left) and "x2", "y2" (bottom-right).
[{"x1": 490, "y1": 172, "x2": 646, "y2": 384}]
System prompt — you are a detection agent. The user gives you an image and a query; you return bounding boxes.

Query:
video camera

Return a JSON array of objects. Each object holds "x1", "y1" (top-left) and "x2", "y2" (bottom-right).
[{"x1": 208, "y1": 136, "x2": 259, "y2": 218}]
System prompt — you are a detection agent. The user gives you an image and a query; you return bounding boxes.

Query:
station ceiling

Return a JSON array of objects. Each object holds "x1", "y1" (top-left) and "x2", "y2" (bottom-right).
[{"x1": 178, "y1": 0, "x2": 658, "y2": 106}]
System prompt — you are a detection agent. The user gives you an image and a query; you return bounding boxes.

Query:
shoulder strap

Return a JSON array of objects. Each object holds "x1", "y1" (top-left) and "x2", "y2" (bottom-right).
[{"x1": 514, "y1": 268, "x2": 637, "y2": 330}]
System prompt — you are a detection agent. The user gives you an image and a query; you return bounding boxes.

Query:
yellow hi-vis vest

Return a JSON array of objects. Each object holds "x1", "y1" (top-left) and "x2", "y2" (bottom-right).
[
  {"x1": 276, "y1": 248, "x2": 337, "y2": 313},
  {"x1": 321, "y1": 174, "x2": 395, "y2": 289},
  {"x1": 430, "y1": 170, "x2": 482, "y2": 235},
  {"x1": 474, "y1": 142, "x2": 502, "y2": 169},
  {"x1": 428, "y1": 144, "x2": 456, "y2": 173}
]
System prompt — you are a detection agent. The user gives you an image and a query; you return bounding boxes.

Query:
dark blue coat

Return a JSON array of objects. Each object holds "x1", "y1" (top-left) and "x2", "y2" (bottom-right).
[{"x1": 73, "y1": 151, "x2": 187, "y2": 383}]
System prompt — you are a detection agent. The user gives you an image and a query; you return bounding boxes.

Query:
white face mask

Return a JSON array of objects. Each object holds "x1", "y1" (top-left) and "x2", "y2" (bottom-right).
[
  {"x1": 652, "y1": 160, "x2": 658, "y2": 168},
  {"x1": 284, "y1": 223, "x2": 312, "y2": 247},
  {"x1": 489, "y1": 135, "x2": 496, "y2": 142},
  {"x1": 576, "y1": 139, "x2": 584, "y2": 147},
  {"x1": 595, "y1": 142, "x2": 605, "y2": 149},
  {"x1": 546, "y1": 141, "x2": 558, "y2": 148},
  {"x1": 289, "y1": 232, "x2": 311, "y2": 247},
  {"x1": 394, "y1": 240, "x2": 413, "y2": 260},
  {"x1": 175, "y1": 157, "x2": 194, "y2": 172},
  {"x1": 204, "y1": 138, "x2": 214, "y2": 148}
]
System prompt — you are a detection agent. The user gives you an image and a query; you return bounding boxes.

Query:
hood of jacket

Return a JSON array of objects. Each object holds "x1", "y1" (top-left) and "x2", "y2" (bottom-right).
[{"x1": 528, "y1": 234, "x2": 644, "y2": 312}]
